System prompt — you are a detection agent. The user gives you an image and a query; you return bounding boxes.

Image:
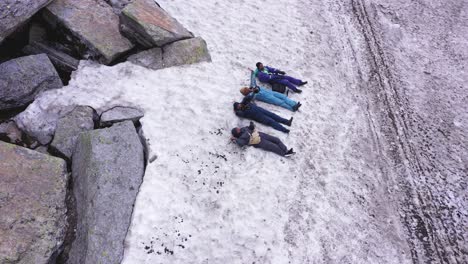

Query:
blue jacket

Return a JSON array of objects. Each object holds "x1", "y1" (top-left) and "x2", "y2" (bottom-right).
[{"x1": 254, "y1": 66, "x2": 282, "y2": 83}]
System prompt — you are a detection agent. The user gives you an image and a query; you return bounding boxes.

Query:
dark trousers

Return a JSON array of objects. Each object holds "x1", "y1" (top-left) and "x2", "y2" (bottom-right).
[
  {"x1": 271, "y1": 75, "x2": 302, "y2": 92},
  {"x1": 254, "y1": 107, "x2": 290, "y2": 133},
  {"x1": 254, "y1": 132, "x2": 288, "y2": 156}
]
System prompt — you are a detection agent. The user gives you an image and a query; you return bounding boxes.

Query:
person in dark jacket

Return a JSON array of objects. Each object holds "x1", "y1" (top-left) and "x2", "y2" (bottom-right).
[
  {"x1": 233, "y1": 101, "x2": 292, "y2": 133},
  {"x1": 231, "y1": 122, "x2": 295, "y2": 156},
  {"x1": 253, "y1": 62, "x2": 307, "y2": 93}
]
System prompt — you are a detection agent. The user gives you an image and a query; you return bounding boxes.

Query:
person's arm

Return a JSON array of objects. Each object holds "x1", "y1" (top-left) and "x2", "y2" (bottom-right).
[
  {"x1": 241, "y1": 92, "x2": 255, "y2": 105},
  {"x1": 250, "y1": 70, "x2": 257, "y2": 87},
  {"x1": 266, "y1": 66, "x2": 285, "y2": 75},
  {"x1": 235, "y1": 130, "x2": 251, "y2": 147}
]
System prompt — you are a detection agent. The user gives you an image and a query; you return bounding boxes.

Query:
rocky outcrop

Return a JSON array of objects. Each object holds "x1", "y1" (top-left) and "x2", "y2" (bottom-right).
[
  {"x1": 50, "y1": 105, "x2": 95, "y2": 160},
  {"x1": 120, "y1": 0, "x2": 193, "y2": 48},
  {"x1": 68, "y1": 121, "x2": 144, "y2": 264},
  {"x1": 0, "y1": 141, "x2": 68, "y2": 264},
  {"x1": 0, "y1": 0, "x2": 52, "y2": 44},
  {"x1": 128, "y1": 37, "x2": 211, "y2": 69},
  {"x1": 100, "y1": 106, "x2": 144, "y2": 127},
  {"x1": 127, "y1": 47, "x2": 163, "y2": 69},
  {"x1": 0, "y1": 54, "x2": 62, "y2": 111},
  {"x1": 23, "y1": 41, "x2": 80, "y2": 73},
  {"x1": 43, "y1": 0, "x2": 134, "y2": 65},
  {"x1": 162, "y1": 37, "x2": 211, "y2": 67}
]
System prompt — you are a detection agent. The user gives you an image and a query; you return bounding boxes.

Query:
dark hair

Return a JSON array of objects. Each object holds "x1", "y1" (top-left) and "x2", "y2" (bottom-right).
[
  {"x1": 231, "y1": 128, "x2": 241, "y2": 138},
  {"x1": 256, "y1": 62, "x2": 262, "y2": 68}
]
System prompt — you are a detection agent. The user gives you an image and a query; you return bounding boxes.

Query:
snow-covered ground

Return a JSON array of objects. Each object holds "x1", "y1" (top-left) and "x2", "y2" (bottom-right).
[{"x1": 15, "y1": 0, "x2": 467, "y2": 263}]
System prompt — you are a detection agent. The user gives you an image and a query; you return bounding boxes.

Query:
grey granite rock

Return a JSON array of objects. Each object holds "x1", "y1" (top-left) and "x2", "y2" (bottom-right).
[
  {"x1": 120, "y1": 0, "x2": 193, "y2": 48},
  {"x1": 50, "y1": 106, "x2": 95, "y2": 160},
  {"x1": 43, "y1": 0, "x2": 134, "y2": 65},
  {"x1": 0, "y1": 141, "x2": 68, "y2": 264},
  {"x1": 0, "y1": 54, "x2": 63, "y2": 111},
  {"x1": 68, "y1": 121, "x2": 144, "y2": 264},
  {"x1": 162, "y1": 37, "x2": 211, "y2": 68},
  {"x1": 100, "y1": 106, "x2": 144, "y2": 127},
  {"x1": 23, "y1": 41, "x2": 80, "y2": 73},
  {"x1": 127, "y1": 47, "x2": 163, "y2": 70},
  {"x1": 128, "y1": 37, "x2": 211, "y2": 70},
  {"x1": 0, "y1": 0, "x2": 52, "y2": 44}
]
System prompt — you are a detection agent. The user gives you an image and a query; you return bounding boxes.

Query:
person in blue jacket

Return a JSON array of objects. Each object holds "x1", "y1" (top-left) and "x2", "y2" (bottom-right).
[
  {"x1": 241, "y1": 71, "x2": 302, "y2": 111},
  {"x1": 230, "y1": 122, "x2": 295, "y2": 156},
  {"x1": 253, "y1": 62, "x2": 307, "y2": 93},
  {"x1": 233, "y1": 101, "x2": 292, "y2": 133}
]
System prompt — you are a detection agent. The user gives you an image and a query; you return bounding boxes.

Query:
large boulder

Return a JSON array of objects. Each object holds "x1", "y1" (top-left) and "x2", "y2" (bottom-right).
[
  {"x1": 128, "y1": 37, "x2": 211, "y2": 70},
  {"x1": 0, "y1": 0, "x2": 52, "y2": 44},
  {"x1": 50, "y1": 105, "x2": 95, "y2": 160},
  {"x1": 120, "y1": 0, "x2": 193, "y2": 48},
  {"x1": 162, "y1": 37, "x2": 211, "y2": 67},
  {"x1": 0, "y1": 54, "x2": 63, "y2": 111},
  {"x1": 43, "y1": 0, "x2": 134, "y2": 65},
  {"x1": 68, "y1": 121, "x2": 144, "y2": 264},
  {"x1": 100, "y1": 105, "x2": 144, "y2": 127},
  {"x1": 0, "y1": 141, "x2": 68, "y2": 264}
]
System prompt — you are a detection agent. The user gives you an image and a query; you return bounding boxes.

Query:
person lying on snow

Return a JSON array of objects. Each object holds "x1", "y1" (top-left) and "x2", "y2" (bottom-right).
[
  {"x1": 231, "y1": 121, "x2": 295, "y2": 156},
  {"x1": 233, "y1": 101, "x2": 292, "y2": 133},
  {"x1": 240, "y1": 86, "x2": 302, "y2": 112},
  {"x1": 253, "y1": 62, "x2": 307, "y2": 94}
]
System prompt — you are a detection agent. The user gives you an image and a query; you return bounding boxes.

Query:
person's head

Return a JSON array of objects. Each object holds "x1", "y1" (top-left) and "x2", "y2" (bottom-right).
[
  {"x1": 231, "y1": 127, "x2": 241, "y2": 138},
  {"x1": 240, "y1": 87, "x2": 251, "y2": 96},
  {"x1": 233, "y1": 102, "x2": 241, "y2": 110},
  {"x1": 256, "y1": 62, "x2": 264, "y2": 70}
]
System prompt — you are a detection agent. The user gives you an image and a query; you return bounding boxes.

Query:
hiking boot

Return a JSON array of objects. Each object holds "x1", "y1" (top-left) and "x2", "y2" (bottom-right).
[
  {"x1": 285, "y1": 148, "x2": 296, "y2": 157},
  {"x1": 299, "y1": 81, "x2": 308, "y2": 86},
  {"x1": 286, "y1": 117, "x2": 293, "y2": 126},
  {"x1": 295, "y1": 89, "x2": 303, "y2": 93},
  {"x1": 293, "y1": 102, "x2": 302, "y2": 111}
]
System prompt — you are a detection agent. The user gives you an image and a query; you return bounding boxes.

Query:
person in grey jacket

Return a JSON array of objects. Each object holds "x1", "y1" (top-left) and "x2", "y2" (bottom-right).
[{"x1": 230, "y1": 122, "x2": 295, "y2": 156}]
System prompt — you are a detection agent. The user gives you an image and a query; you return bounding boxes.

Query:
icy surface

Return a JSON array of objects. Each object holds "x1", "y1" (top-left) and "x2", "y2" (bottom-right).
[{"x1": 15, "y1": 0, "x2": 467, "y2": 263}]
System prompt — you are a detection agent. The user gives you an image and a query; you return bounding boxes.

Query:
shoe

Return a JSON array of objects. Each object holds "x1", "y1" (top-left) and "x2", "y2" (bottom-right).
[
  {"x1": 285, "y1": 148, "x2": 296, "y2": 157},
  {"x1": 285, "y1": 129, "x2": 290, "y2": 133},
  {"x1": 299, "y1": 81, "x2": 308, "y2": 86},
  {"x1": 295, "y1": 89, "x2": 303, "y2": 93},
  {"x1": 293, "y1": 102, "x2": 302, "y2": 111},
  {"x1": 286, "y1": 117, "x2": 293, "y2": 126}
]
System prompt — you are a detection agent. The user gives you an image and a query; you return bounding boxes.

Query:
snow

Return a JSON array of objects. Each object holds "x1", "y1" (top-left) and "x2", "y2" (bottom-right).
[{"x1": 14, "y1": 0, "x2": 419, "y2": 263}]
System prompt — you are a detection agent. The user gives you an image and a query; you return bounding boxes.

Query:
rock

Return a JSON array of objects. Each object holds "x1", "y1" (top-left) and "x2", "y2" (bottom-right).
[
  {"x1": 128, "y1": 37, "x2": 211, "y2": 69},
  {"x1": 50, "y1": 106, "x2": 95, "y2": 160},
  {"x1": 0, "y1": 120, "x2": 22, "y2": 145},
  {"x1": 0, "y1": 141, "x2": 68, "y2": 264},
  {"x1": 68, "y1": 121, "x2": 144, "y2": 264},
  {"x1": 100, "y1": 106, "x2": 144, "y2": 127},
  {"x1": 43, "y1": 0, "x2": 134, "y2": 65},
  {"x1": 23, "y1": 41, "x2": 80, "y2": 73},
  {"x1": 120, "y1": 0, "x2": 193, "y2": 48},
  {"x1": 104, "y1": 0, "x2": 133, "y2": 13},
  {"x1": 0, "y1": 54, "x2": 63, "y2": 111},
  {"x1": 127, "y1": 47, "x2": 163, "y2": 70},
  {"x1": 162, "y1": 37, "x2": 211, "y2": 67},
  {"x1": 0, "y1": 0, "x2": 53, "y2": 44}
]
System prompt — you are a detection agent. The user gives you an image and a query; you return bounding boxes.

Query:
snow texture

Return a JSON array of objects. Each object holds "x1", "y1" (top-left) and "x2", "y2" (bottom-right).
[{"x1": 15, "y1": 0, "x2": 467, "y2": 263}]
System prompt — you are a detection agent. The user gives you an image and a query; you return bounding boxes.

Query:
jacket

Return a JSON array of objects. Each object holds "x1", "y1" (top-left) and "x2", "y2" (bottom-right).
[
  {"x1": 253, "y1": 66, "x2": 282, "y2": 83},
  {"x1": 235, "y1": 122, "x2": 261, "y2": 146}
]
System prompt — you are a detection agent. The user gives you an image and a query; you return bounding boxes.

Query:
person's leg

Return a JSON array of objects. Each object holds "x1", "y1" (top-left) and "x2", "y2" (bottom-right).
[
  {"x1": 259, "y1": 108, "x2": 289, "y2": 125},
  {"x1": 282, "y1": 75, "x2": 303, "y2": 85},
  {"x1": 261, "y1": 116, "x2": 290, "y2": 133},
  {"x1": 275, "y1": 79, "x2": 299, "y2": 92},
  {"x1": 273, "y1": 92, "x2": 298, "y2": 109},
  {"x1": 254, "y1": 139, "x2": 287, "y2": 156},
  {"x1": 263, "y1": 95, "x2": 294, "y2": 111},
  {"x1": 259, "y1": 132, "x2": 288, "y2": 153}
]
